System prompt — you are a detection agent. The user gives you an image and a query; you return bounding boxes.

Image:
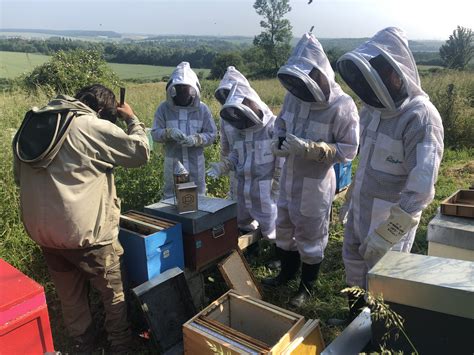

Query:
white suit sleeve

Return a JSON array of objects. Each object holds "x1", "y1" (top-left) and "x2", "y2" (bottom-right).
[
  {"x1": 399, "y1": 117, "x2": 444, "y2": 214},
  {"x1": 151, "y1": 105, "x2": 169, "y2": 143},
  {"x1": 195, "y1": 104, "x2": 217, "y2": 147},
  {"x1": 220, "y1": 118, "x2": 230, "y2": 160},
  {"x1": 333, "y1": 99, "x2": 360, "y2": 163}
]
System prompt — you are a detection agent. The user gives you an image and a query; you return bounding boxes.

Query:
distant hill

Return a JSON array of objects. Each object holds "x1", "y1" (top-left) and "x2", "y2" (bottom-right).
[
  {"x1": 0, "y1": 29, "x2": 444, "y2": 52},
  {"x1": 0, "y1": 28, "x2": 121, "y2": 38}
]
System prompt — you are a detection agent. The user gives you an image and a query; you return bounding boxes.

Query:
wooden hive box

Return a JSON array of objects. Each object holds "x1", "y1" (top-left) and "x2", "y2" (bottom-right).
[
  {"x1": 118, "y1": 211, "x2": 184, "y2": 287},
  {"x1": 183, "y1": 290, "x2": 305, "y2": 354}
]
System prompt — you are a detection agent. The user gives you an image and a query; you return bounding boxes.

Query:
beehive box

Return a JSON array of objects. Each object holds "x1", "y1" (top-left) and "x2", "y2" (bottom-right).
[
  {"x1": 427, "y1": 210, "x2": 474, "y2": 261},
  {"x1": 183, "y1": 290, "x2": 305, "y2": 354},
  {"x1": 119, "y1": 211, "x2": 184, "y2": 286},
  {"x1": 440, "y1": 189, "x2": 474, "y2": 218},
  {"x1": 368, "y1": 251, "x2": 474, "y2": 353},
  {"x1": 0, "y1": 259, "x2": 55, "y2": 354}
]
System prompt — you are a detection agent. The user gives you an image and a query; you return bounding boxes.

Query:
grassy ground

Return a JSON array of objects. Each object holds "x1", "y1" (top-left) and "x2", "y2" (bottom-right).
[
  {"x1": 0, "y1": 51, "x2": 209, "y2": 81},
  {"x1": 1, "y1": 74, "x2": 473, "y2": 352}
]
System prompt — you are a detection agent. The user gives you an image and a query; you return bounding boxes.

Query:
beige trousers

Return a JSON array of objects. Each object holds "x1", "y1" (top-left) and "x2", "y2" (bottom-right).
[{"x1": 42, "y1": 240, "x2": 132, "y2": 347}]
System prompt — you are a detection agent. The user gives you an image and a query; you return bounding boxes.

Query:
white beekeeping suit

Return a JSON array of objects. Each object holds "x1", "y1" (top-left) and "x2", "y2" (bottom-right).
[
  {"x1": 262, "y1": 32, "x2": 360, "y2": 308},
  {"x1": 214, "y1": 67, "x2": 250, "y2": 200},
  {"x1": 152, "y1": 62, "x2": 217, "y2": 198},
  {"x1": 207, "y1": 74, "x2": 283, "y2": 241},
  {"x1": 337, "y1": 27, "x2": 444, "y2": 290}
]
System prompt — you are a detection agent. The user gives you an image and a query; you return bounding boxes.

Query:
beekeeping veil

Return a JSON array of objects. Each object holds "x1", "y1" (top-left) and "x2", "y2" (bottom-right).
[
  {"x1": 220, "y1": 79, "x2": 273, "y2": 132},
  {"x1": 214, "y1": 66, "x2": 250, "y2": 105},
  {"x1": 277, "y1": 32, "x2": 343, "y2": 105},
  {"x1": 337, "y1": 27, "x2": 426, "y2": 111},
  {"x1": 166, "y1": 62, "x2": 201, "y2": 108}
]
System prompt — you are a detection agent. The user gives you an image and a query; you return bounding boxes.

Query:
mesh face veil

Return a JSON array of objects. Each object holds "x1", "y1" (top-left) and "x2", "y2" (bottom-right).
[
  {"x1": 214, "y1": 88, "x2": 230, "y2": 105},
  {"x1": 277, "y1": 67, "x2": 330, "y2": 103},
  {"x1": 168, "y1": 83, "x2": 197, "y2": 107},
  {"x1": 220, "y1": 97, "x2": 264, "y2": 130}
]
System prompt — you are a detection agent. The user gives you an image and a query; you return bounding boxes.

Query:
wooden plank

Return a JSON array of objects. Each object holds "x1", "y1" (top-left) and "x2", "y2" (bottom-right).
[
  {"x1": 218, "y1": 249, "x2": 263, "y2": 300},
  {"x1": 282, "y1": 319, "x2": 325, "y2": 355},
  {"x1": 238, "y1": 229, "x2": 262, "y2": 250},
  {"x1": 195, "y1": 317, "x2": 270, "y2": 352}
]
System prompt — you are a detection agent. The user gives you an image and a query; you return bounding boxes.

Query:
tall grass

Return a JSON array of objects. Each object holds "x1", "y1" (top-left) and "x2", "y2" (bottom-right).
[{"x1": 0, "y1": 71, "x2": 473, "y2": 350}]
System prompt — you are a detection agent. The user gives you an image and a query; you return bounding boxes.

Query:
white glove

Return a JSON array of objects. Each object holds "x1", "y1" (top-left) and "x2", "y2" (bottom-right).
[
  {"x1": 271, "y1": 166, "x2": 281, "y2": 202},
  {"x1": 181, "y1": 134, "x2": 205, "y2": 147},
  {"x1": 206, "y1": 160, "x2": 232, "y2": 179},
  {"x1": 306, "y1": 141, "x2": 337, "y2": 163},
  {"x1": 281, "y1": 133, "x2": 308, "y2": 157},
  {"x1": 338, "y1": 183, "x2": 353, "y2": 225},
  {"x1": 360, "y1": 205, "x2": 418, "y2": 267},
  {"x1": 359, "y1": 231, "x2": 392, "y2": 268},
  {"x1": 165, "y1": 128, "x2": 186, "y2": 142},
  {"x1": 271, "y1": 137, "x2": 290, "y2": 157}
]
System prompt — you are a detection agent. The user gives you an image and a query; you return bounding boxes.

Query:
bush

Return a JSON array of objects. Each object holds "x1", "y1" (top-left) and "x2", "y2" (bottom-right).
[{"x1": 21, "y1": 49, "x2": 121, "y2": 95}]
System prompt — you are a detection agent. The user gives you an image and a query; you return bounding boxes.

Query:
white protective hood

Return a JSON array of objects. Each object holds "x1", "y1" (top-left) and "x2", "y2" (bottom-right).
[
  {"x1": 220, "y1": 72, "x2": 274, "y2": 132},
  {"x1": 166, "y1": 61, "x2": 201, "y2": 109},
  {"x1": 215, "y1": 66, "x2": 250, "y2": 96},
  {"x1": 278, "y1": 32, "x2": 345, "y2": 107},
  {"x1": 338, "y1": 27, "x2": 427, "y2": 112}
]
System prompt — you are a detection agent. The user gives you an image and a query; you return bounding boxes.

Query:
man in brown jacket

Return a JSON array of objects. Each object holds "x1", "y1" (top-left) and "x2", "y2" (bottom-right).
[{"x1": 13, "y1": 84, "x2": 150, "y2": 353}]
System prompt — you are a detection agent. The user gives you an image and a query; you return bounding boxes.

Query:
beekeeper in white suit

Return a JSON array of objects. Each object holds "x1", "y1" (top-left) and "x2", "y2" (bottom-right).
[
  {"x1": 207, "y1": 74, "x2": 282, "y2": 243},
  {"x1": 214, "y1": 66, "x2": 249, "y2": 200},
  {"x1": 152, "y1": 62, "x2": 217, "y2": 198},
  {"x1": 336, "y1": 27, "x2": 444, "y2": 317},
  {"x1": 262, "y1": 32, "x2": 359, "y2": 308}
]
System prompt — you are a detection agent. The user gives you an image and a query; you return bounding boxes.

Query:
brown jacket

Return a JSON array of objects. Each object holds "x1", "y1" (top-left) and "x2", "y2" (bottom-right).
[{"x1": 14, "y1": 96, "x2": 150, "y2": 249}]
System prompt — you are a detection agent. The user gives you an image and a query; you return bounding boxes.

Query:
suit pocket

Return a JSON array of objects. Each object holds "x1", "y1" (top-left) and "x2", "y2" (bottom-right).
[
  {"x1": 300, "y1": 177, "x2": 330, "y2": 217},
  {"x1": 370, "y1": 133, "x2": 406, "y2": 175}
]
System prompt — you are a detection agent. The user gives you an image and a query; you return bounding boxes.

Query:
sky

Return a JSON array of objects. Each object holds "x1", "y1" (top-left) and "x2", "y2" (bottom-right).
[{"x1": 1, "y1": 0, "x2": 473, "y2": 40}]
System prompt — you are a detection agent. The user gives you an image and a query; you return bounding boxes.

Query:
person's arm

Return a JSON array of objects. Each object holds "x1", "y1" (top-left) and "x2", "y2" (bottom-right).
[
  {"x1": 220, "y1": 119, "x2": 231, "y2": 161},
  {"x1": 332, "y1": 100, "x2": 360, "y2": 164},
  {"x1": 87, "y1": 103, "x2": 150, "y2": 168},
  {"x1": 151, "y1": 105, "x2": 169, "y2": 143},
  {"x1": 194, "y1": 105, "x2": 217, "y2": 147}
]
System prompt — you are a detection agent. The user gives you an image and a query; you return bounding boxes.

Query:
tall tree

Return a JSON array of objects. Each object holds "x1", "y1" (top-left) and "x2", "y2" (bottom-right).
[
  {"x1": 253, "y1": 0, "x2": 293, "y2": 75},
  {"x1": 439, "y1": 26, "x2": 474, "y2": 70}
]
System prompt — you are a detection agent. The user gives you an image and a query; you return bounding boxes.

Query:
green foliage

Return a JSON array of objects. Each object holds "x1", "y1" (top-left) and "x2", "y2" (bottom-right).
[
  {"x1": 21, "y1": 49, "x2": 121, "y2": 95},
  {"x1": 439, "y1": 26, "x2": 474, "y2": 70},
  {"x1": 209, "y1": 52, "x2": 245, "y2": 79},
  {"x1": 253, "y1": 0, "x2": 293, "y2": 75}
]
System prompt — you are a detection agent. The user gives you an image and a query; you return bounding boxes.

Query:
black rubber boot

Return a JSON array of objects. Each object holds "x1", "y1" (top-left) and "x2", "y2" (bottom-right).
[
  {"x1": 266, "y1": 243, "x2": 282, "y2": 270},
  {"x1": 289, "y1": 262, "x2": 321, "y2": 308},
  {"x1": 261, "y1": 248, "x2": 300, "y2": 287},
  {"x1": 327, "y1": 292, "x2": 367, "y2": 326}
]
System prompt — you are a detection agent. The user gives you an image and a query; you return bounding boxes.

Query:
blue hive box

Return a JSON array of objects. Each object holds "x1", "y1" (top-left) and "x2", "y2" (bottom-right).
[
  {"x1": 119, "y1": 211, "x2": 184, "y2": 287},
  {"x1": 334, "y1": 161, "x2": 352, "y2": 193}
]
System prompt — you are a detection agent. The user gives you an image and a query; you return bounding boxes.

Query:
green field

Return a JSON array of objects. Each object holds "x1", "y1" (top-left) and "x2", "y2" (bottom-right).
[{"x1": 0, "y1": 51, "x2": 209, "y2": 80}]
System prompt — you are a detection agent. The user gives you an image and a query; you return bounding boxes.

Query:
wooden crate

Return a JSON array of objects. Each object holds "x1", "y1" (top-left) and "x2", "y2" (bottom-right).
[
  {"x1": 183, "y1": 290, "x2": 305, "y2": 354},
  {"x1": 440, "y1": 189, "x2": 474, "y2": 218}
]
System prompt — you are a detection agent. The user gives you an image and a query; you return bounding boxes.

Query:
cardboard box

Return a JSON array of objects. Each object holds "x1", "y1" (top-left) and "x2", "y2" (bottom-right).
[
  {"x1": 183, "y1": 290, "x2": 306, "y2": 354},
  {"x1": 0, "y1": 259, "x2": 55, "y2": 354},
  {"x1": 368, "y1": 251, "x2": 474, "y2": 353},
  {"x1": 119, "y1": 211, "x2": 184, "y2": 286}
]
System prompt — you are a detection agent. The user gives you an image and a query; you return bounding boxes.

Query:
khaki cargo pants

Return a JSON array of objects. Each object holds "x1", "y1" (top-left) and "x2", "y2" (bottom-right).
[{"x1": 41, "y1": 240, "x2": 132, "y2": 347}]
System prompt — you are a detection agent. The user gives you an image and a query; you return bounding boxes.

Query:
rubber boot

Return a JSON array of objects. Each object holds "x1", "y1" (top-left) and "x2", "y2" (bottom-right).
[
  {"x1": 289, "y1": 262, "x2": 321, "y2": 308},
  {"x1": 327, "y1": 292, "x2": 367, "y2": 326},
  {"x1": 266, "y1": 243, "x2": 282, "y2": 270},
  {"x1": 261, "y1": 248, "x2": 300, "y2": 287}
]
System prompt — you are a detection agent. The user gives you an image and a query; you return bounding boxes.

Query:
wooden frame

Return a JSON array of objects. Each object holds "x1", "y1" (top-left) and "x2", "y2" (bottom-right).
[
  {"x1": 183, "y1": 290, "x2": 305, "y2": 354},
  {"x1": 218, "y1": 249, "x2": 263, "y2": 300},
  {"x1": 440, "y1": 189, "x2": 474, "y2": 218}
]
